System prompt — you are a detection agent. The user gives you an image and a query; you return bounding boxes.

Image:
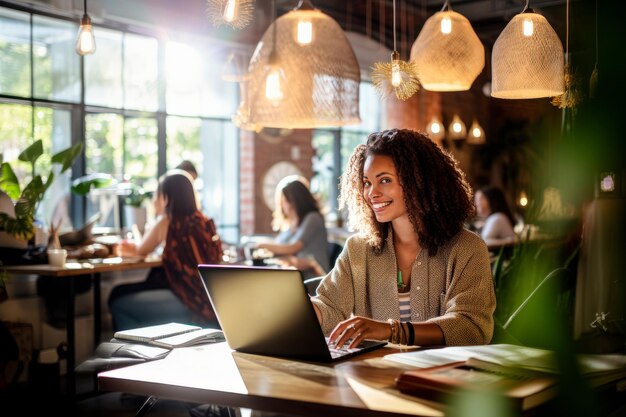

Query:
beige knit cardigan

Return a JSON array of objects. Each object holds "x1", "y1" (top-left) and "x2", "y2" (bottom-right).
[{"x1": 311, "y1": 228, "x2": 495, "y2": 346}]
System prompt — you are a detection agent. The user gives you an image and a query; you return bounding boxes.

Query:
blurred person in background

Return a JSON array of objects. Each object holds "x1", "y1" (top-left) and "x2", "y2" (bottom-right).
[
  {"x1": 256, "y1": 175, "x2": 330, "y2": 281},
  {"x1": 176, "y1": 159, "x2": 198, "y2": 180},
  {"x1": 108, "y1": 169, "x2": 222, "y2": 331},
  {"x1": 474, "y1": 185, "x2": 518, "y2": 247}
]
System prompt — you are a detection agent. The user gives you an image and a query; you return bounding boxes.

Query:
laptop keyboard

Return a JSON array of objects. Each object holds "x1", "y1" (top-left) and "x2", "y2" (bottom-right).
[{"x1": 326, "y1": 337, "x2": 362, "y2": 359}]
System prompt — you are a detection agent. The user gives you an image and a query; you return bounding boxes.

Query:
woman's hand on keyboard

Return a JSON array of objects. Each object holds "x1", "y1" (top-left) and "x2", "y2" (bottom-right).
[{"x1": 328, "y1": 316, "x2": 391, "y2": 349}]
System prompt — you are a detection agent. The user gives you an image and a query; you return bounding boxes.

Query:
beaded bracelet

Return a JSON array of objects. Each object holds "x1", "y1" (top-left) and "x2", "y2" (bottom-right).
[{"x1": 387, "y1": 319, "x2": 399, "y2": 344}]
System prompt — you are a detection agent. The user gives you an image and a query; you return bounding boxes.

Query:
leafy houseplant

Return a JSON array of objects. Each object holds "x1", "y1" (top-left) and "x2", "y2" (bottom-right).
[
  {"x1": 0, "y1": 140, "x2": 83, "y2": 241},
  {"x1": 123, "y1": 182, "x2": 152, "y2": 208}
]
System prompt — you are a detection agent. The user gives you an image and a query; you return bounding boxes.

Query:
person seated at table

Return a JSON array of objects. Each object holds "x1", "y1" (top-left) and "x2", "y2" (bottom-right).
[
  {"x1": 310, "y1": 128, "x2": 495, "y2": 349},
  {"x1": 255, "y1": 175, "x2": 330, "y2": 281},
  {"x1": 108, "y1": 169, "x2": 223, "y2": 331},
  {"x1": 474, "y1": 185, "x2": 518, "y2": 247},
  {"x1": 176, "y1": 159, "x2": 198, "y2": 180}
]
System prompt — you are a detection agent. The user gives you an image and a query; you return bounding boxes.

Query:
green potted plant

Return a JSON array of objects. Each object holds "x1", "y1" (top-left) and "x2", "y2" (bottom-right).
[
  {"x1": 122, "y1": 181, "x2": 152, "y2": 233},
  {"x1": 123, "y1": 182, "x2": 151, "y2": 208},
  {"x1": 0, "y1": 140, "x2": 83, "y2": 244}
]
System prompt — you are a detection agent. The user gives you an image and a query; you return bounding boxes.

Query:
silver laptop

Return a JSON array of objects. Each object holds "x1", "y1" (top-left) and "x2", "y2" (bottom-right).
[{"x1": 197, "y1": 264, "x2": 387, "y2": 362}]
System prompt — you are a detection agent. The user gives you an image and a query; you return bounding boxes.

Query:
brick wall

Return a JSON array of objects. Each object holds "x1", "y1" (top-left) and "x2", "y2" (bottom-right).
[{"x1": 239, "y1": 128, "x2": 314, "y2": 236}]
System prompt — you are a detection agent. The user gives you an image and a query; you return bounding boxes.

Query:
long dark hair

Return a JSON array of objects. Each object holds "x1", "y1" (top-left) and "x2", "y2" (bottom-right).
[
  {"x1": 158, "y1": 170, "x2": 197, "y2": 218},
  {"x1": 478, "y1": 185, "x2": 516, "y2": 227},
  {"x1": 272, "y1": 176, "x2": 320, "y2": 231},
  {"x1": 340, "y1": 128, "x2": 474, "y2": 255}
]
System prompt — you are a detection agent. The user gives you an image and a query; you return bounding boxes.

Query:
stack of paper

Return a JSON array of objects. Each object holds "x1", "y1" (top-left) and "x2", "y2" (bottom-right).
[{"x1": 113, "y1": 322, "x2": 225, "y2": 349}]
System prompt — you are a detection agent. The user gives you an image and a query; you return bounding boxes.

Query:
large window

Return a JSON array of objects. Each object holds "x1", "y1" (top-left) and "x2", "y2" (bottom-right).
[
  {"x1": 1, "y1": 5, "x2": 241, "y2": 239},
  {"x1": 0, "y1": 8, "x2": 30, "y2": 97},
  {"x1": 0, "y1": 102, "x2": 73, "y2": 228},
  {"x1": 33, "y1": 15, "x2": 81, "y2": 102}
]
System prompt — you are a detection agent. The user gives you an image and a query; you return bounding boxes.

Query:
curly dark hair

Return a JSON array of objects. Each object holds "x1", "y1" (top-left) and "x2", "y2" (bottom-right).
[{"x1": 339, "y1": 128, "x2": 474, "y2": 255}]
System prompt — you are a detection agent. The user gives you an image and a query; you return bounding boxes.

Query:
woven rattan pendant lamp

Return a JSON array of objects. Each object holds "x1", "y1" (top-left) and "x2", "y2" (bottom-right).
[
  {"x1": 491, "y1": 1, "x2": 564, "y2": 99},
  {"x1": 244, "y1": 0, "x2": 361, "y2": 129},
  {"x1": 410, "y1": 1, "x2": 484, "y2": 92}
]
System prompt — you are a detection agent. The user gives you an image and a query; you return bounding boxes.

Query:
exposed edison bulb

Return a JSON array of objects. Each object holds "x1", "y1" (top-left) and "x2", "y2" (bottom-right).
[
  {"x1": 391, "y1": 60, "x2": 402, "y2": 87},
  {"x1": 471, "y1": 127, "x2": 482, "y2": 138},
  {"x1": 523, "y1": 17, "x2": 534, "y2": 36},
  {"x1": 297, "y1": 20, "x2": 313, "y2": 45},
  {"x1": 265, "y1": 66, "x2": 285, "y2": 106},
  {"x1": 223, "y1": 0, "x2": 239, "y2": 23},
  {"x1": 448, "y1": 115, "x2": 466, "y2": 140},
  {"x1": 427, "y1": 117, "x2": 444, "y2": 138},
  {"x1": 440, "y1": 16, "x2": 452, "y2": 34},
  {"x1": 519, "y1": 192, "x2": 528, "y2": 207},
  {"x1": 75, "y1": 16, "x2": 96, "y2": 55}
]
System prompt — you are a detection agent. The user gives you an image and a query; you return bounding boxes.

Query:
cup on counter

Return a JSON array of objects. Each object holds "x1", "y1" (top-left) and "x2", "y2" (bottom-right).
[{"x1": 47, "y1": 248, "x2": 67, "y2": 267}]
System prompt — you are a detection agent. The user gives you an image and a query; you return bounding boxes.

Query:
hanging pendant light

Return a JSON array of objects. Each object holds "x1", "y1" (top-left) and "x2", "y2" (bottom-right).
[
  {"x1": 233, "y1": 80, "x2": 263, "y2": 132},
  {"x1": 410, "y1": 1, "x2": 484, "y2": 92},
  {"x1": 426, "y1": 116, "x2": 445, "y2": 142},
  {"x1": 221, "y1": 50, "x2": 251, "y2": 82},
  {"x1": 244, "y1": 0, "x2": 361, "y2": 129},
  {"x1": 206, "y1": 0, "x2": 254, "y2": 30},
  {"x1": 371, "y1": 0, "x2": 420, "y2": 100},
  {"x1": 491, "y1": 1, "x2": 564, "y2": 99},
  {"x1": 466, "y1": 119, "x2": 485, "y2": 144},
  {"x1": 447, "y1": 114, "x2": 466, "y2": 140},
  {"x1": 75, "y1": 0, "x2": 96, "y2": 56}
]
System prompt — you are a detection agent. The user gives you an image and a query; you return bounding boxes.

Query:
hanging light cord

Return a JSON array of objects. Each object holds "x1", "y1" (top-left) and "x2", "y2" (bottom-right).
[
  {"x1": 83, "y1": 0, "x2": 87, "y2": 16},
  {"x1": 270, "y1": 0, "x2": 277, "y2": 58},
  {"x1": 594, "y1": 0, "x2": 598, "y2": 66},
  {"x1": 522, "y1": 0, "x2": 530, "y2": 13},
  {"x1": 393, "y1": 0, "x2": 397, "y2": 52},
  {"x1": 565, "y1": 0, "x2": 569, "y2": 65},
  {"x1": 440, "y1": 0, "x2": 451, "y2": 12}
]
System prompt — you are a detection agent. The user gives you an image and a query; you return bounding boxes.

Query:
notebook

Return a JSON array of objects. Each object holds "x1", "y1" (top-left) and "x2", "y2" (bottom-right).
[{"x1": 197, "y1": 264, "x2": 387, "y2": 362}]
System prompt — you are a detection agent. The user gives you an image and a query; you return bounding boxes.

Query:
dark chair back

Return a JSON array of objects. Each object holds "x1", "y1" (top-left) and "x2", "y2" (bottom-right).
[
  {"x1": 327, "y1": 242, "x2": 343, "y2": 269},
  {"x1": 303, "y1": 277, "x2": 323, "y2": 297}
]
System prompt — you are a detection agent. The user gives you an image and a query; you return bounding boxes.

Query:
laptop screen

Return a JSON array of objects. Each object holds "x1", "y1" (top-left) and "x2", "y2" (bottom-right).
[{"x1": 197, "y1": 264, "x2": 337, "y2": 362}]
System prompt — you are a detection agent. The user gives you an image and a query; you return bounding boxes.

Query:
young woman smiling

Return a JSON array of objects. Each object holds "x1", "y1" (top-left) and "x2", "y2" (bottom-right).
[{"x1": 311, "y1": 129, "x2": 495, "y2": 348}]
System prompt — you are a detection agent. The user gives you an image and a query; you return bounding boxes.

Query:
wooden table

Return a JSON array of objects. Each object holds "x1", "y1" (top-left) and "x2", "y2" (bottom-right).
[
  {"x1": 98, "y1": 342, "x2": 442, "y2": 417},
  {"x1": 3, "y1": 257, "x2": 162, "y2": 397}
]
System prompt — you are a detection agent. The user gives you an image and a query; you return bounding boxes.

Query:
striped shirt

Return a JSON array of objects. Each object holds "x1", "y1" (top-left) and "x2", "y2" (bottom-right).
[
  {"x1": 398, "y1": 292, "x2": 411, "y2": 320},
  {"x1": 311, "y1": 228, "x2": 496, "y2": 346}
]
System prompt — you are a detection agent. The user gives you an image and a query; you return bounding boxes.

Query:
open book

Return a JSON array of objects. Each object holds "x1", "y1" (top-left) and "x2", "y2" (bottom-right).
[
  {"x1": 113, "y1": 322, "x2": 224, "y2": 349},
  {"x1": 396, "y1": 357, "x2": 560, "y2": 411},
  {"x1": 385, "y1": 343, "x2": 626, "y2": 385},
  {"x1": 389, "y1": 344, "x2": 626, "y2": 411}
]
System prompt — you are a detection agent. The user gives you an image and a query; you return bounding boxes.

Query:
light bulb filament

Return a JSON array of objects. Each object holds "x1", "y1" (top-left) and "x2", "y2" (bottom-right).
[
  {"x1": 472, "y1": 127, "x2": 482, "y2": 137},
  {"x1": 391, "y1": 61, "x2": 401, "y2": 87},
  {"x1": 523, "y1": 18, "x2": 534, "y2": 36},
  {"x1": 441, "y1": 17, "x2": 452, "y2": 34},
  {"x1": 431, "y1": 122, "x2": 441, "y2": 134},
  {"x1": 297, "y1": 20, "x2": 313, "y2": 45},
  {"x1": 265, "y1": 69, "x2": 284, "y2": 103},
  {"x1": 223, "y1": 0, "x2": 239, "y2": 22},
  {"x1": 452, "y1": 122, "x2": 462, "y2": 133},
  {"x1": 75, "y1": 18, "x2": 96, "y2": 56}
]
